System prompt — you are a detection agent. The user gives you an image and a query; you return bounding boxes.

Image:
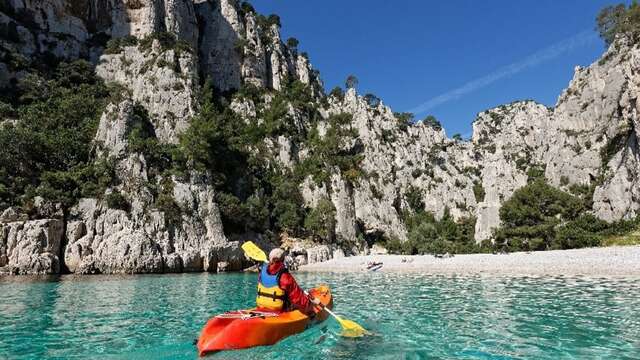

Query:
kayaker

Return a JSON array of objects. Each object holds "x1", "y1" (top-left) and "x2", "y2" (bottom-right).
[{"x1": 256, "y1": 248, "x2": 320, "y2": 315}]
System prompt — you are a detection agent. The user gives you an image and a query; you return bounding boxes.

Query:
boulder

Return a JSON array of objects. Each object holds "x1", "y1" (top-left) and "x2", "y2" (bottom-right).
[
  {"x1": 32, "y1": 196, "x2": 64, "y2": 220},
  {"x1": 294, "y1": 254, "x2": 307, "y2": 267},
  {"x1": 306, "y1": 245, "x2": 331, "y2": 264},
  {"x1": 0, "y1": 219, "x2": 64, "y2": 274},
  {"x1": 0, "y1": 207, "x2": 28, "y2": 223},
  {"x1": 217, "y1": 261, "x2": 229, "y2": 273},
  {"x1": 369, "y1": 244, "x2": 388, "y2": 255}
]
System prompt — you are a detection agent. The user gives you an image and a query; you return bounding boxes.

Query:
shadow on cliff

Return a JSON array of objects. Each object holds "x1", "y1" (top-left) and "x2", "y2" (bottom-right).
[{"x1": 194, "y1": 0, "x2": 243, "y2": 92}]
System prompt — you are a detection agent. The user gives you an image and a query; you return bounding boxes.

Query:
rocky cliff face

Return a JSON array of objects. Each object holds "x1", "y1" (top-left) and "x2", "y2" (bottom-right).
[
  {"x1": 293, "y1": 37, "x2": 640, "y2": 246},
  {"x1": 1, "y1": 1, "x2": 640, "y2": 275},
  {"x1": 0, "y1": 0, "x2": 319, "y2": 274}
]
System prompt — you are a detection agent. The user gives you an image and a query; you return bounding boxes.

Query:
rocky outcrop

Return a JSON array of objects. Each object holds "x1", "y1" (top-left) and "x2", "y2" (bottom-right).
[
  {"x1": 330, "y1": 173, "x2": 357, "y2": 244},
  {"x1": 0, "y1": 0, "x2": 199, "y2": 60},
  {"x1": 282, "y1": 237, "x2": 341, "y2": 269},
  {"x1": 195, "y1": 0, "x2": 243, "y2": 92},
  {"x1": 0, "y1": 219, "x2": 64, "y2": 275},
  {"x1": 61, "y1": 90, "x2": 244, "y2": 273},
  {"x1": 63, "y1": 185, "x2": 242, "y2": 275},
  {"x1": 194, "y1": 1, "x2": 320, "y2": 93},
  {"x1": 96, "y1": 38, "x2": 197, "y2": 144},
  {"x1": 589, "y1": 41, "x2": 640, "y2": 221},
  {"x1": 297, "y1": 39, "x2": 640, "y2": 244}
]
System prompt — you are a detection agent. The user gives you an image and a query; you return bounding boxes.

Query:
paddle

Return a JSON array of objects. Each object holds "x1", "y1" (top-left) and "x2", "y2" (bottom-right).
[
  {"x1": 241, "y1": 241, "x2": 368, "y2": 337},
  {"x1": 241, "y1": 241, "x2": 268, "y2": 263},
  {"x1": 303, "y1": 290, "x2": 367, "y2": 337}
]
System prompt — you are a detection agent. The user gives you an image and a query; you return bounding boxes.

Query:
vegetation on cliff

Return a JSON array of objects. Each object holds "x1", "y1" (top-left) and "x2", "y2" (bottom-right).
[
  {"x1": 597, "y1": 1, "x2": 640, "y2": 45},
  {"x1": 494, "y1": 179, "x2": 640, "y2": 252},
  {"x1": 0, "y1": 60, "x2": 117, "y2": 209},
  {"x1": 1, "y1": 0, "x2": 640, "y2": 261},
  {"x1": 179, "y1": 78, "x2": 362, "y2": 241}
]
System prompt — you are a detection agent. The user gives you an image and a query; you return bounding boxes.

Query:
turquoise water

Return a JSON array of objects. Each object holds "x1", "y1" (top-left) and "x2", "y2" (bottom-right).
[{"x1": 1, "y1": 273, "x2": 639, "y2": 359}]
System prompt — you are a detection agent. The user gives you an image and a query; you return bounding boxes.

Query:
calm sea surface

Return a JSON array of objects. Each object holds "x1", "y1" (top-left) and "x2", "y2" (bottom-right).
[{"x1": 1, "y1": 272, "x2": 639, "y2": 359}]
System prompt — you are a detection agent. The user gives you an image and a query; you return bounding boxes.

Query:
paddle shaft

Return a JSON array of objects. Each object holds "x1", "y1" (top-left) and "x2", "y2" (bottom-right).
[{"x1": 319, "y1": 304, "x2": 341, "y2": 320}]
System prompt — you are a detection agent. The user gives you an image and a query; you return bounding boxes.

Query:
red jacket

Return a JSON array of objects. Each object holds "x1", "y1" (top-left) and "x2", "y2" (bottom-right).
[{"x1": 266, "y1": 261, "x2": 314, "y2": 315}]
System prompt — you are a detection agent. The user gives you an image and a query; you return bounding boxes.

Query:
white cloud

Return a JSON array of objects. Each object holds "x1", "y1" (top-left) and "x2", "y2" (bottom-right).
[{"x1": 408, "y1": 30, "x2": 598, "y2": 115}]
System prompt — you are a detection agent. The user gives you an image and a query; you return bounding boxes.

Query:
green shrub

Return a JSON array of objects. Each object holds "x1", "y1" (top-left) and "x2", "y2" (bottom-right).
[
  {"x1": 0, "y1": 101, "x2": 15, "y2": 118},
  {"x1": 556, "y1": 214, "x2": 609, "y2": 249},
  {"x1": 126, "y1": 104, "x2": 177, "y2": 176},
  {"x1": 239, "y1": 1, "x2": 256, "y2": 15},
  {"x1": 270, "y1": 172, "x2": 305, "y2": 235},
  {"x1": 256, "y1": 14, "x2": 281, "y2": 44},
  {"x1": 234, "y1": 38, "x2": 248, "y2": 56},
  {"x1": 299, "y1": 112, "x2": 363, "y2": 185},
  {"x1": 155, "y1": 177, "x2": 182, "y2": 225},
  {"x1": 345, "y1": 75, "x2": 358, "y2": 89},
  {"x1": 526, "y1": 164, "x2": 546, "y2": 182},
  {"x1": 500, "y1": 179, "x2": 584, "y2": 228},
  {"x1": 405, "y1": 185, "x2": 424, "y2": 213},
  {"x1": 286, "y1": 37, "x2": 299, "y2": 53},
  {"x1": 216, "y1": 192, "x2": 249, "y2": 233},
  {"x1": 329, "y1": 86, "x2": 344, "y2": 100},
  {"x1": 363, "y1": 93, "x2": 380, "y2": 108},
  {"x1": 139, "y1": 32, "x2": 191, "y2": 55},
  {"x1": 244, "y1": 194, "x2": 270, "y2": 231},
  {"x1": 384, "y1": 237, "x2": 411, "y2": 255},
  {"x1": 262, "y1": 95, "x2": 293, "y2": 137},
  {"x1": 596, "y1": 2, "x2": 640, "y2": 46},
  {"x1": 257, "y1": 14, "x2": 281, "y2": 28},
  {"x1": 473, "y1": 181, "x2": 485, "y2": 203},
  {"x1": 178, "y1": 90, "x2": 247, "y2": 184},
  {"x1": 104, "y1": 36, "x2": 138, "y2": 54},
  {"x1": 600, "y1": 132, "x2": 629, "y2": 165},
  {"x1": 423, "y1": 115, "x2": 442, "y2": 130},
  {"x1": 394, "y1": 112, "x2": 413, "y2": 131},
  {"x1": 30, "y1": 160, "x2": 116, "y2": 208},
  {"x1": 492, "y1": 179, "x2": 630, "y2": 252},
  {"x1": 401, "y1": 208, "x2": 480, "y2": 255},
  {"x1": 106, "y1": 191, "x2": 130, "y2": 211},
  {"x1": 0, "y1": 60, "x2": 113, "y2": 208},
  {"x1": 304, "y1": 198, "x2": 336, "y2": 241},
  {"x1": 235, "y1": 82, "x2": 263, "y2": 104}
]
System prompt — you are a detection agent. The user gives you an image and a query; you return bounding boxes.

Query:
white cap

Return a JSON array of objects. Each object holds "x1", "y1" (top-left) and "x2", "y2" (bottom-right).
[{"x1": 269, "y1": 248, "x2": 285, "y2": 262}]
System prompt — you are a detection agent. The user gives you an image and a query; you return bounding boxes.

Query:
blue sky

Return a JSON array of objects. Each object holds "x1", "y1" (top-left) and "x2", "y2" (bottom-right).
[{"x1": 253, "y1": 1, "x2": 624, "y2": 138}]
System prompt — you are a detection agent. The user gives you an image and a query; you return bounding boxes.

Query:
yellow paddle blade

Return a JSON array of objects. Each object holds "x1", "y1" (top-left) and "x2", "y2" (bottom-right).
[
  {"x1": 335, "y1": 316, "x2": 368, "y2": 337},
  {"x1": 241, "y1": 241, "x2": 267, "y2": 263}
]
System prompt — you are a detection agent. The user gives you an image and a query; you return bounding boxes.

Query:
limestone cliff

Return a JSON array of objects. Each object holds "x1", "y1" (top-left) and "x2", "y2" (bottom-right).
[{"x1": 1, "y1": 1, "x2": 639, "y2": 275}]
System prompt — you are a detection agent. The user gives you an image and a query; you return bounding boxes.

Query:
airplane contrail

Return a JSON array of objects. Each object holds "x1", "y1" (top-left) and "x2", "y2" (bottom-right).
[{"x1": 408, "y1": 30, "x2": 598, "y2": 116}]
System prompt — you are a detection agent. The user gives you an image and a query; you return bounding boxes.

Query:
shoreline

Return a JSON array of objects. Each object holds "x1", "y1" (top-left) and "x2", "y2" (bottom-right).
[{"x1": 299, "y1": 246, "x2": 640, "y2": 276}]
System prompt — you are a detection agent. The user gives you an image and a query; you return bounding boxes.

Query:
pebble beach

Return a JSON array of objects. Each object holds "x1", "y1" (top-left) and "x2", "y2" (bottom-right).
[{"x1": 300, "y1": 246, "x2": 640, "y2": 276}]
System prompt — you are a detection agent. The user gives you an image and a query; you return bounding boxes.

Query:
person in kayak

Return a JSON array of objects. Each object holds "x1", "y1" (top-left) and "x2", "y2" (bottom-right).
[{"x1": 256, "y1": 248, "x2": 320, "y2": 315}]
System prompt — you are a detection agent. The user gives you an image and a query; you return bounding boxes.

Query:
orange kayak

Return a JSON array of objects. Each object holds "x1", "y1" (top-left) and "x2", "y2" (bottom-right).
[{"x1": 196, "y1": 285, "x2": 332, "y2": 356}]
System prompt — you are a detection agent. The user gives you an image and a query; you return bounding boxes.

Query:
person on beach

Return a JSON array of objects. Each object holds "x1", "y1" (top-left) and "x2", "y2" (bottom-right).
[{"x1": 256, "y1": 248, "x2": 320, "y2": 315}]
